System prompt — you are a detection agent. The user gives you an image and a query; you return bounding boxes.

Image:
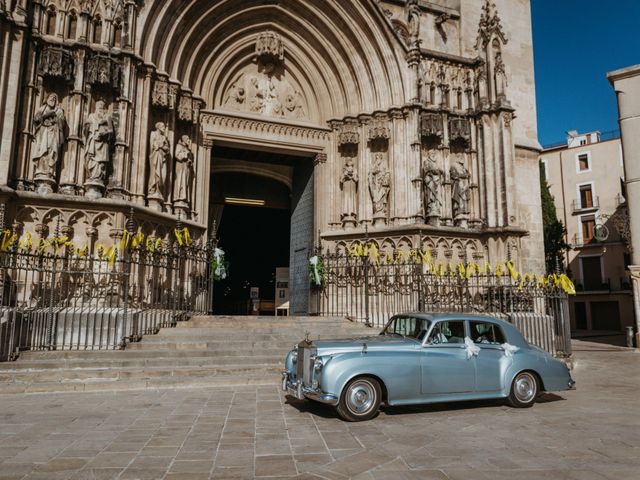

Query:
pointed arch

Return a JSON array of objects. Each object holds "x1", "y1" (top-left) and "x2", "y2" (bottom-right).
[{"x1": 137, "y1": 0, "x2": 408, "y2": 123}]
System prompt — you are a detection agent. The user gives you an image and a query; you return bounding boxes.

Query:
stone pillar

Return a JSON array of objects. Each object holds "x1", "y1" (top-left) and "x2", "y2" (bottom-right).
[
  {"x1": 130, "y1": 65, "x2": 153, "y2": 205},
  {"x1": 0, "y1": 27, "x2": 26, "y2": 186},
  {"x1": 608, "y1": 65, "x2": 640, "y2": 335}
]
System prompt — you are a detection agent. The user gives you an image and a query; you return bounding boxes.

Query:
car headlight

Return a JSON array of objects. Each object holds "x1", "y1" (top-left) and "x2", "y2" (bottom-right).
[
  {"x1": 314, "y1": 357, "x2": 323, "y2": 372},
  {"x1": 291, "y1": 351, "x2": 298, "y2": 364}
]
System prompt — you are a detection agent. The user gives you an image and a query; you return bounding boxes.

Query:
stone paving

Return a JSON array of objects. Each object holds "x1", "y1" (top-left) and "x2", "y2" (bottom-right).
[{"x1": 0, "y1": 341, "x2": 638, "y2": 480}]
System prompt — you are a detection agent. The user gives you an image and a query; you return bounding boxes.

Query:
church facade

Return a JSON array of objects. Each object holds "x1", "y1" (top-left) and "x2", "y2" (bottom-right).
[{"x1": 0, "y1": 0, "x2": 544, "y2": 313}]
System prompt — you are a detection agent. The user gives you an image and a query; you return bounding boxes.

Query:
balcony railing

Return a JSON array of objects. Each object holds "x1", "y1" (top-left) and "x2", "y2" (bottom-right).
[
  {"x1": 574, "y1": 277, "x2": 633, "y2": 293},
  {"x1": 572, "y1": 196, "x2": 599, "y2": 214}
]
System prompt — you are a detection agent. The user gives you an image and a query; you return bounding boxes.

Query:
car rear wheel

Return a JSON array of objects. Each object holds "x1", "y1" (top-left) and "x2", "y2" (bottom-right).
[
  {"x1": 508, "y1": 371, "x2": 539, "y2": 408},
  {"x1": 336, "y1": 376, "x2": 381, "y2": 422}
]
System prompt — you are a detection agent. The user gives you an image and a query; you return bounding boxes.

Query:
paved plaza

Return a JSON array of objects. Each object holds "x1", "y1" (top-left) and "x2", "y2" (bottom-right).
[{"x1": 0, "y1": 341, "x2": 638, "y2": 480}]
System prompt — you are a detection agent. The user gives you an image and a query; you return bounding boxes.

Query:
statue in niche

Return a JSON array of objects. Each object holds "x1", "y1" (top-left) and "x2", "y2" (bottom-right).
[
  {"x1": 368, "y1": 153, "x2": 391, "y2": 220},
  {"x1": 83, "y1": 101, "x2": 114, "y2": 195},
  {"x1": 31, "y1": 93, "x2": 66, "y2": 188},
  {"x1": 340, "y1": 158, "x2": 359, "y2": 226},
  {"x1": 148, "y1": 122, "x2": 170, "y2": 200},
  {"x1": 422, "y1": 150, "x2": 443, "y2": 221},
  {"x1": 406, "y1": 0, "x2": 421, "y2": 46},
  {"x1": 223, "y1": 62, "x2": 306, "y2": 119},
  {"x1": 494, "y1": 51, "x2": 508, "y2": 99},
  {"x1": 450, "y1": 154, "x2": 471, "y2": 221},
  {"x1": 173, "y1": 135, "x2": 194, "y2": 207}
]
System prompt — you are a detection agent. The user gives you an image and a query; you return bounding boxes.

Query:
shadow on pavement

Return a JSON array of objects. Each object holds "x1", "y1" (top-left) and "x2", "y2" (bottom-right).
[{"x1": 284, "y1": 392, "x2": 565, "y2": 419}]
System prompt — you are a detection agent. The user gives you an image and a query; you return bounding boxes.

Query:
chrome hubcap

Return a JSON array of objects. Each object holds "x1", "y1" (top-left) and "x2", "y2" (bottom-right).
[
  {"x1": 514, "y1": 373, "x2": 536, "y2": 403},
  {"x1": 346, "y1": 380, "x2": 376, "y2": 414}
]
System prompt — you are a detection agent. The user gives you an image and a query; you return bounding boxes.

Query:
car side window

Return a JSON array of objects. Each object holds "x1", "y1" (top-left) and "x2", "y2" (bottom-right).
[
  {"x1": 470, "y1": 321, "x2": 505, "y2": 345},
  {"x1": 427, "y1": 321, "x2": 465, "y2": 344}
]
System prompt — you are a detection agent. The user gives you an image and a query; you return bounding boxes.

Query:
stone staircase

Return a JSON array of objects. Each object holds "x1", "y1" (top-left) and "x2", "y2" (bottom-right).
[{"x1": 0, "y1": 316, "x2": 373, "y2": 394}]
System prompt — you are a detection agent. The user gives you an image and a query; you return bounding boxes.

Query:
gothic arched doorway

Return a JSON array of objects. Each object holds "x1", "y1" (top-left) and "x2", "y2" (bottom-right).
[{"x1": 210, "y1": 146, "x2": 314, "y2": 315}]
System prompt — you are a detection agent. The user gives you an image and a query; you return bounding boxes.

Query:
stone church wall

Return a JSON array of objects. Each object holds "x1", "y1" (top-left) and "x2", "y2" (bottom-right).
[{"x1": 0, "y1": 0, "x2": 546, "y2": 310}]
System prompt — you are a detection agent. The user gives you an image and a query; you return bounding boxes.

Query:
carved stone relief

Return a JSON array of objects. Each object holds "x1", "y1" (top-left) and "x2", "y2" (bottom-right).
[
  {"x1": 83, "y1": 100, "x2": 114, "y2": 199},
  {"x1": 85, "y1": 54, "x2": 123, "y2": 89},
  {"x1": 223, "y1": 63, "x2": 306, "y2": 119},
  {"x1": 38, "y1": 47, "x2": 76, "y2": 82},
  {"x1": 222, "y1": 30, "x2": 306, "y2": 119},
  {"x1": 152, "y1": 79, "x2": 178, "y2": 109}
]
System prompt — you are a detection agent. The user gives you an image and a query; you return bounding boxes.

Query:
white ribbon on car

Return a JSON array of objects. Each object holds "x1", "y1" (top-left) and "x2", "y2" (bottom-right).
[
  {"x1": 501, "y1": 343, "x2": 520, "y2": 358},
  {"x1": 464, "y1": 337, "x2": 480, "y2": 359},
  {"x1": 309, "y1": 256, "x2": 321, "y2": 286},
  {"x1": 213, "y1": 248, "x2": 227, "y2": 279}
]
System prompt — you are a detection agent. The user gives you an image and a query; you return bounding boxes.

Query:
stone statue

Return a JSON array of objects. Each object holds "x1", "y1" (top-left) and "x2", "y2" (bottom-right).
[
  {"x1": 174, "y1": 135, "x2": 194, "y2": 208},
  {"x1": 32, "y1": 93, "x2": 66, "y2": 191},
  {"x1": 422, "y1": 150, "x2": 443, "y2": 221},
  {"x1": 250, "y1": 62, "x2": 282, "y2": 116},
  {"x1": 494, "y1": 51, "x2": 508, "y2": 99},
  {"x1": 148, "y1": 122, "x2": 170, "y2": 201},
  {"x1": 407, "y1": 0, "x2": 421, "y2": 46},
  {"x1": 368, "y1": 153, "x2": 391, "y2": 223},
  {"x1": 340, "y1": 158, "x2": 358, "y2": 226},
  {"x1": 83, "y1": 101, "x2": 114, "y2": 197},
  {"x1": 450, "y1": 155, "x2": 471, "y2": 221}
]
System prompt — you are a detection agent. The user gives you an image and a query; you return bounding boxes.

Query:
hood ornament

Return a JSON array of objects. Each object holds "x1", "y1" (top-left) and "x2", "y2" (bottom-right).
[{"x1": 362, "y1": 342, "x2": 368, "y2": 354}]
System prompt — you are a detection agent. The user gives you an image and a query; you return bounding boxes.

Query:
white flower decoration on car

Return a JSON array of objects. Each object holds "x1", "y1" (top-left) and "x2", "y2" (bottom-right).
[{"x1": 464, "y1": 337, "x2": 480, "y2": 359}]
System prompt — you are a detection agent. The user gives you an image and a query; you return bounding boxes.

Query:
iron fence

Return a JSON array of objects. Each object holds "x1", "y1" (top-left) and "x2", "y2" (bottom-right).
[
  {"x1": 316, "y1": 249, "x2": 572, "y2": 358},
  {"x1": 0, "y1": 214, "x2": 215, "y2": 361}
]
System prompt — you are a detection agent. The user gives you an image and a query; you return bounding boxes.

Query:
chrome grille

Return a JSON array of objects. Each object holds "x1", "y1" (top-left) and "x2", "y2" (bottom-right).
[{"x1": 296, "y1": 342, "x2": 316, "y2": 386}]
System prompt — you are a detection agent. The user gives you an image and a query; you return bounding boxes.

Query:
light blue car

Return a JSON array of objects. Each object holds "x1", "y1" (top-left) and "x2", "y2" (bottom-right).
[{"x1": 282, "y1": 313, "x2": 575, "y2": 421}]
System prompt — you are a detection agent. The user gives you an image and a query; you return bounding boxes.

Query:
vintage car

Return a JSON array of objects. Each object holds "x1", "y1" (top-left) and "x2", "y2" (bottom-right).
[{"x1": 282, "y1": 313, "x2": 575, "y2": 421}]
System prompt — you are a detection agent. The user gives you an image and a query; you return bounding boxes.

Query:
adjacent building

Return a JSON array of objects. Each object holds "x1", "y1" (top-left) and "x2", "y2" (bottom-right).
[
  {"x1": 540, "y1": 131, "x2": 634, "y2": 332},
  {"x1": 609, "y1": 65, "x2": 640, "y2": 343}
]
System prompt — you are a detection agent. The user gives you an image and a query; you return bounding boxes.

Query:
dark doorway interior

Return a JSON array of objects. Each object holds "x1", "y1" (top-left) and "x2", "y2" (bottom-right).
[{"x1": 214, "y1": 204, "x2": 291, "y2": 314}]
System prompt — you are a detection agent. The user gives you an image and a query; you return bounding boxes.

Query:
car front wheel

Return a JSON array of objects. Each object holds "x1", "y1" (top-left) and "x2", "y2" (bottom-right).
[
  {"x1": 336, "y1": 376, "x2": 381, "y2": 422},
  {"x1": 508, "y1": 371, "x2": 539, "y2": 408}
]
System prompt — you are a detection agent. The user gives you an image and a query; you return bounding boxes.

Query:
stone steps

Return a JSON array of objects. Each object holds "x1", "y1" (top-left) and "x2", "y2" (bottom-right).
[{"x1": 0, "y1": 315, "x2": 373, "y2": 394}]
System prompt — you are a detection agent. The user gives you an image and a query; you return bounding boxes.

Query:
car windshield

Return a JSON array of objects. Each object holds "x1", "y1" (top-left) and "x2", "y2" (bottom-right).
[{"x1": 381, "y1": 316, "x2": 431, "y2": 341}]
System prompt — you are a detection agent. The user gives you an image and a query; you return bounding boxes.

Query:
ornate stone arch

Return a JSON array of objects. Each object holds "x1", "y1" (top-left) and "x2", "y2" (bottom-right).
[{"x1": 138, "y1": 0, "x2": 408, "y2": 121}]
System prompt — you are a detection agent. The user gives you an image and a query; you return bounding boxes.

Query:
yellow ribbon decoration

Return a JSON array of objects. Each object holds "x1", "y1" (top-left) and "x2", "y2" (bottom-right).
[
  {"x1": 418, "y1": 249, "x2": 432, "y2": 266},
  {"x1": 18, "y1": 232, "x2": 33, "y2": 252},
  {"x1": 1, "y1": 230, "x2": 17, "y2": 252},
  {"x1": 174, "y1": 227, "x2": 192, "y2": 246},
  {"x1": 131, "y1": 232, "x2": 145, "y2": 249},
  {"x1": 506, "y1": 260, "x2": 518, "y2": 281}
]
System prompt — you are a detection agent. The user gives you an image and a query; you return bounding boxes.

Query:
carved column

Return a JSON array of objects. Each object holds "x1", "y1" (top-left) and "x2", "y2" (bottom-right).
[
  {"x1": 500, "y1": 111, "x2": 517, "y2": 227},
  {"x1": 59, "y1": 49, "x2": 86, "y2": 195},
  {"x1": 406, "y1": 49, "x2": 421, "y2": 104},
  {"x1": 108, "y1": 55, "x2": 135, "y2": 200},
  {"x1": 130, "y1": 64, "x2": 153, "y2": 205},
  {"x1": 337, "y1": 119, "x2": 360, "y2": 229},
  {"x1": 313, "y1": 152, "x2": 329, "y2": 238}
]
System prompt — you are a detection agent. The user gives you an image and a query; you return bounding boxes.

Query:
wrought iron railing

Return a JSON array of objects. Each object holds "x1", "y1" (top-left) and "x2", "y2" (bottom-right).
[
  {"x1": 315, "y1": 249, "x2": 572, "y2": 358},
  {"x1": 0, "y1": 213, "x2": 215, "y2": 361}
]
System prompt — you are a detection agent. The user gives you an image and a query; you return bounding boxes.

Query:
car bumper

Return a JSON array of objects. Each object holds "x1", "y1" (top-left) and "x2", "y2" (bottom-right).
[{"x1": 281, "y1": 371, "x2": 339, "y2": 406}]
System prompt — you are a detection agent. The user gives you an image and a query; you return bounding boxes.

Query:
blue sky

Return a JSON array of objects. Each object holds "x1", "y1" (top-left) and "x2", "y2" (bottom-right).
[{"x1": 531, "y1": 0, "x2": 640, "y2": 147}]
